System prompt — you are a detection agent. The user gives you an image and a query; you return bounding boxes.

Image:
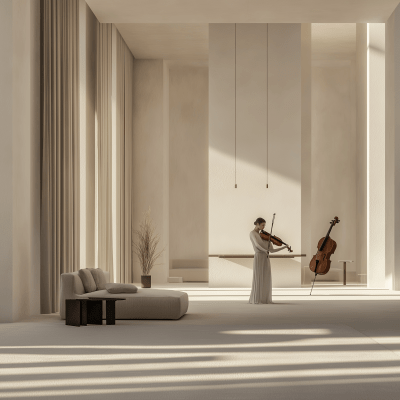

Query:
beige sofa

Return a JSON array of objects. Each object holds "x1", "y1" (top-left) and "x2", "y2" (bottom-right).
[{"x1": 60, "y1": 271, "x2": 188, "y2": 320}]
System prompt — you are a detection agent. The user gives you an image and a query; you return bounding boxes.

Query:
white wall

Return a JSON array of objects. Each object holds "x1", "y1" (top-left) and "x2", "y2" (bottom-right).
[
  {"x1": 301, "y1": 23, "x2": 312, "y2": 276},
  {"x1": 169, "y1": 66, "x2": 209, "y2": 269},
  {"x1": 131, "y1": 61, "x2": 208, "y2": 282},
  {"x1": 209, "y1": 23, "x2": 301, "y2": 258},
  {"x1": 132, "y1": 60, "x2": 169, "y2": 283},
  {"x1": 307, "y1": 24, "x2": 357, "y2": 283},
  {"x1": 0, "y1": 0, "x2": 40, "y2": 322},
  {"x1": 310, "y1": 59, "x2": 357, "y2": 276},
  {"x1": 308, "y1": 23, "x2": 389, "y2": 287}
]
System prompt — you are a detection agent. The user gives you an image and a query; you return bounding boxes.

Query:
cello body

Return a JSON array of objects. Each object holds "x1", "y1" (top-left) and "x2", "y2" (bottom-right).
[
  {"x1": 309, "y1": 236, "x2": 337, "y2": 275},
  {"x1": 309, "y1": 216, "x2": 340, "y2": 276}
]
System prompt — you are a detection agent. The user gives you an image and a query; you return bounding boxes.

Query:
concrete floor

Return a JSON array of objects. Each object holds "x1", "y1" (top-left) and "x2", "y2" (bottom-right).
[{"x1": 1, "y1": 285, "x2": 400, "y2": 399}]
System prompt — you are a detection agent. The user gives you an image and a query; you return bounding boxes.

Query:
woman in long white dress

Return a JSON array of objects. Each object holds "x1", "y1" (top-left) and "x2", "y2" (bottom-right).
[{"x1": 249, "y1": 217, "x2": 289, "y2": 304}]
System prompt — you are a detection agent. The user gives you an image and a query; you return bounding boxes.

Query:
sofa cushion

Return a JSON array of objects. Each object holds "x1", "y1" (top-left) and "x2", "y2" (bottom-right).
[
  {"x1": 105, "y1": 283, "x2": 138, "y2": 294},
  {"x1": 89, "y1": 268, "x2": 107, "y2": 290},
  {"x1": 78, "y1": 269, "x2": 97, "y2": 293}
]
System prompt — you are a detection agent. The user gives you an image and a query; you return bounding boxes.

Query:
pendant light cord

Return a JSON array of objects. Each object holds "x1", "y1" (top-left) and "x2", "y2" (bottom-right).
[
  {"x1": 266, "y1": 24, "x2": 269, "y2": 189},
  {"x1": 235, "y1": 23, "x2": 237, "y2": 188}
]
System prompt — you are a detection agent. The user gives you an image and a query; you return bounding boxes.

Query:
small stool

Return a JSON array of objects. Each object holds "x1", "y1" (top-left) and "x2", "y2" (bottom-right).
[{"x1": 338, "y1": 260, "x2": 353, "y2": 285}]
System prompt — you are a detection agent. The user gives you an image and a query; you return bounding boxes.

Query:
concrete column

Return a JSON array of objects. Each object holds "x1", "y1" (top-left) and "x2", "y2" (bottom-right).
[
  {"x1": 0, "y1": 0, "x2": 14, "y2": 322},
  {"x1": 356, "y1": 23, "x2": 368, "y2": 283},
  {"x1": 78, "y1": 1, "x2": 97, "y2": 270},
  {"x1": 386, "y1": 5, "x2": 400, "y2": 290},
  {"x1": 301, "y1": 23, "x2": 312, "y2": 284},
  {"x1": 0, "y1": 0, "x2": 40, "y2": 322},
  {"x1": 367, "y1": 24, "x2": 386, "y2": 288},
  {"x1": 162, "y1": 61, "x2": 170, "y2": 281}
]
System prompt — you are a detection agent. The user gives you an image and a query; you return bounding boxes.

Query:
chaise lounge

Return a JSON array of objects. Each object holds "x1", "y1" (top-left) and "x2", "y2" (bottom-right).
[{"x1": 60, "y1": 270, "x2": 189, "y2": 320}]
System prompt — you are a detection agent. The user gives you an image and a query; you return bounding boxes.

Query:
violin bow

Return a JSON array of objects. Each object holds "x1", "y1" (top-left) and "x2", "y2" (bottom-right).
[{"x1": 267, "y1": 213, "x2": 276, "y2": 259}]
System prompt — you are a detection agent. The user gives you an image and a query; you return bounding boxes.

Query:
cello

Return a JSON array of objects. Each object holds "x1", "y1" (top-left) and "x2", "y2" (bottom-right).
[{"x1": 309, "y1": 216, "x2": 340, "y2": 295}]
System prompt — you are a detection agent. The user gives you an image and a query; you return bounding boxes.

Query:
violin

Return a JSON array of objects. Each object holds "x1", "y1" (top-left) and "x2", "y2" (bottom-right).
[
  {"x1": 309, "y1": 216, "x2": 340, "y2": 294},
  {"x1": 260, "y1": 230, "x2": 293, "y2": 252}
]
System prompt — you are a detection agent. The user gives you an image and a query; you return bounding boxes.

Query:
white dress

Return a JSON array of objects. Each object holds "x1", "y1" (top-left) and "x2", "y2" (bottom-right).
[{"x1": 249, "y1": 230, "x2": 287, "y2": 304}]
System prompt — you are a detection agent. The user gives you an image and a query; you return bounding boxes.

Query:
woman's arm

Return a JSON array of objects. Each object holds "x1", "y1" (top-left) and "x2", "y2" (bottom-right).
[
  {"x1": 251, "y1": 232, "x2": 270, "y2": 254},
  {"x1": 267, "y1": 242, "x2": 288, "y2": 253},
  {"x1": 252, "y1": 232, "x2": 288, "y2": 254},
  {"x1": 255, "y1": 233, "x2": 288, "y2": 253}
]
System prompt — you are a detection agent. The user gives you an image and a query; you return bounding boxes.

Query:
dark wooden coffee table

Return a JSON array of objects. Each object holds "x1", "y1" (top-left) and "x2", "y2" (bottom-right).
[
  {"x1": 88, "y1": 297, "x2": 126, "y2": 325},
  {"x1": 65, "y1": 298, "x2": 126, "y2": 327},
  {"x1": 66, "y1": 299, "x2": 103, "y2": 327}
]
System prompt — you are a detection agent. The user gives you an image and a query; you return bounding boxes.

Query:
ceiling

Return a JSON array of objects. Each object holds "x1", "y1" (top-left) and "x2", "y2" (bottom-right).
[
  {"x1": 86, "y1": 0, "x2": 399, "y2": 23},
  {"x1": 114, "y1": 23, "x2": 358, "y2": 62},
  {"x1": 87, "y1": 1, "x2": 387, "y2": 61},
  {"x1": 115, "y1": 24, "x2": 208, "y2": 61}
]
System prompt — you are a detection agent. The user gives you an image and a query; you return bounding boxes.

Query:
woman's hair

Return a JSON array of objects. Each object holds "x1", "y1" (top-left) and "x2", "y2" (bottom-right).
[{"x1": 254, "y1": 217, "x2": 266, "y2": 226}]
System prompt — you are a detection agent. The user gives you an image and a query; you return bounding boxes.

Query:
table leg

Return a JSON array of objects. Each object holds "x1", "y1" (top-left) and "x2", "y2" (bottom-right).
[
  {"x1": 80, "y1": 300, "x2": 87, "y2": 326},
  {"x1": 106, "y1": 300, "x2": 116, "y2": 325},
  {"x1": 343, "y1": 262, "x2": 346, "y2": 286},
  {"x1": 87, "y1": 300, "x2": 103, "y2": 325},
  {"x1": 66, "y1": 300, "x2": 81, "y2": 327}
]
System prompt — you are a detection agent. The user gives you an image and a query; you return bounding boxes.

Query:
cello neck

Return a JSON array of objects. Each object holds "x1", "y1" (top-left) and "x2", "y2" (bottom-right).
[{"x1": 318, "y1": 221, "x2": 335, "y2": 251}]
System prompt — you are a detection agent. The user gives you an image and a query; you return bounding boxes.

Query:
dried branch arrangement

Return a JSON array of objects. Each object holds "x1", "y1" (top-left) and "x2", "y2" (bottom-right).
[{"x1": 132, "y1": 208, "x2": 164, "y2": 276}]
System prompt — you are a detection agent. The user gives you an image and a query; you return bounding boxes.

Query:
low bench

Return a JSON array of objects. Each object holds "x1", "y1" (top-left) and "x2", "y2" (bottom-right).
[{"x1": 60, "y1": 271, "x2": 188, "y2": 321}]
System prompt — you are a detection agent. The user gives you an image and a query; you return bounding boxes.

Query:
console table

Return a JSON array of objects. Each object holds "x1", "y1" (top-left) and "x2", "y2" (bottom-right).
[
  {"x1": 209, "y1": 254, "x2": 306, "y2": 258},
  {"x1": 208, "y1": 254, "x2": 307, "y2": 288}
]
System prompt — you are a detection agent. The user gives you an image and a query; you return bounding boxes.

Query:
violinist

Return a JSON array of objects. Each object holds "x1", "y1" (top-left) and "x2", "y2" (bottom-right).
[{"x1": 249, "y1": 217, "x2": 289, "y2": 304}]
